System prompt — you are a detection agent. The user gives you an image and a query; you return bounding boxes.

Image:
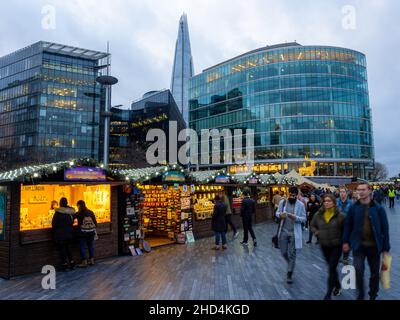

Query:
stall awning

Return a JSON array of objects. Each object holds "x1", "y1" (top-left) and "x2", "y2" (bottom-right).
[{"x1": 0, "y1": 161, "x2": 72, "y2": 183}]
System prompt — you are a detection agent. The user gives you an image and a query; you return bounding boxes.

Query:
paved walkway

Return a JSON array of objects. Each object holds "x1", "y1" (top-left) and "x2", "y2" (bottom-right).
[{"x1": 0, "y1": 203, "x2": 399, "y2": 300}]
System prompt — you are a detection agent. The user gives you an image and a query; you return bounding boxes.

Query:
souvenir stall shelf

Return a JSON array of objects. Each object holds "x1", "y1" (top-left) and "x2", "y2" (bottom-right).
[
  {"x1": 192, "y1": 185, "x2": 225, "y2": 239},
  {"x1": 193, "y1": 185, "x2": 224, "y2": 221},
  {"x1": 118, "y1": 185, "x2": 143, "y2": 256},
  {"x1": 139, "y1": 185, "x2": 193, "y2": 247},
  {"x1": 20, "y1": 184, "x2": 111, "y2": 231}
]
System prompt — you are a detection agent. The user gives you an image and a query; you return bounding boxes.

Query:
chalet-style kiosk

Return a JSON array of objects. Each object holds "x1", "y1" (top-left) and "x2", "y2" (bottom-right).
[{"x1": 0, "y1": 160, "x2": 123, "y2": 279}]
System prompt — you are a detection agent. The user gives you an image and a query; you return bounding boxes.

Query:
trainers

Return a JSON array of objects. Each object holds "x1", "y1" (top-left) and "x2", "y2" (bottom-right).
[
  {"x1": 88, "y1": 258, "x2": 95, "y2": 266},
  {"x1": 333, "y1": 287, "x2": 342, "y2": 297},
  {"x1": 233, "y1": 232, "x2": 240, "y2": 239},
  {"x1": 222, "y1": 245, "x2": 228, "y2": 250},
  {"x1": 77, "y1": 260, "x2": 88, "y2": 268},
  {"x1": 213, "y1": 245, "x2": 220, "y2": 250},
  {"x1": 240, "y1": 241, "x2": 248, "y2": 246}
]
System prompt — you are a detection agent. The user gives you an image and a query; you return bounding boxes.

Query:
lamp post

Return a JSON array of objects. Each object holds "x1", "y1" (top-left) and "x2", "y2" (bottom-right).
[{"x1": 96, "y1": 44, "x2": 118, "y2": 167}]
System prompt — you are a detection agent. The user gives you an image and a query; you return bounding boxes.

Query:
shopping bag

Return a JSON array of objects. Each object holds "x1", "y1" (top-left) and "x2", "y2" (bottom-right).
[{"x1": 380, "y1": 253, "x2": 392, "y2": 290}]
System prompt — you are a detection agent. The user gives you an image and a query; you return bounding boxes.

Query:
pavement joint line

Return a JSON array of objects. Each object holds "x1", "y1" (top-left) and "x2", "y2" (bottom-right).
[{"x1": 312, "y1": 264, "x2": 323, "y2": 271}]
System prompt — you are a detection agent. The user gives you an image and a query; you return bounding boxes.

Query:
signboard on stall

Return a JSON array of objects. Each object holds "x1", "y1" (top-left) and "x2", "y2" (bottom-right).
[
  {"x1": 0, "y1": 192, "x2": 6, "y2": 240},
  {"x1": 163, "y1": 171, "x2": 185, "y2": 183},
  {"x1": 249, "y1": 178, "x2": 258, "y2": 184},
  {"x1": 64, "y1": 167, "x2": 106, "y2": 182},
  {"x1": 215, "y1": 175, "x2": 230, "y2": 184}
]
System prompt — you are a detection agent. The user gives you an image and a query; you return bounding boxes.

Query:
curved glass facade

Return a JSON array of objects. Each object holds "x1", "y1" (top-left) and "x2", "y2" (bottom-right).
[{"x1": 189, "y1": 44, "x2": 374, "y2": 178}]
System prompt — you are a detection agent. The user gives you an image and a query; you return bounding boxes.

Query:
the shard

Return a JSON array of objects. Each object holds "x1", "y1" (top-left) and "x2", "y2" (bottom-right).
[{"x1": 171, "y1": 13, "x2": 194, "y2": 125}]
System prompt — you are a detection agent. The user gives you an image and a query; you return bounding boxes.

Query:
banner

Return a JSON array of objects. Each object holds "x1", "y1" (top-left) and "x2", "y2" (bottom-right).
[{"x1": 64, "y1": 167, "x2": 106, "y2": 182}]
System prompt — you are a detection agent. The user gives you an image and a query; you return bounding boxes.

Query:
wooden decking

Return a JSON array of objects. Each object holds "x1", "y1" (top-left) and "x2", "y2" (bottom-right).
[{"x1": 0, "y1": 203, "x2": 399, "y2": 300}]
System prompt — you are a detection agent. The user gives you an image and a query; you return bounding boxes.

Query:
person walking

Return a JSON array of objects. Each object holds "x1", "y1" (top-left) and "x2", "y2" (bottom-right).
[
  {"x1": 222, "y1": 193, "x2": 239, "y2": 239},
  {"x1": 276, "y1": 186, "x2": 307, "y2": 284},
  {"x1": 388, "y1": 188, "x2": 396, "y2": 208},
  {"x1": 75, "y1": 200, "x2": 98, "y2": 267},
  {"x1": 336, "y1": 186, "x2": 353, "y2": 265},
  {"x1": 343, "y1": 183, "x2": 391, "y2": 300},
  {"x1": 372, "y1": 187, "x2": 384, "y2": 205},
  {"x1": 272, "y1": 191, "x2": 282, "y2": 223},
  {"x1": 212, "y1": 195, "x2": 228, "y2": 250},
  {"x1": 311, "y1": 194, "x2": 346, "y2": 300},
  {"x1": 52, "y1": 197, "x2": 76, "y2": 271},
  {"x1": 240, "y1": 188, "x2": 257, "y2": 247},
  {"x1": 306, "y1": 194, "x2": 321, "y2": 244}
]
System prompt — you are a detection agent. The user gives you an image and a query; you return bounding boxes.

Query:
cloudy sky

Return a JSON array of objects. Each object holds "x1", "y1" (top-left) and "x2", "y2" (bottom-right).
[{"x1": 1, "y1": 0, "x2": 399, "y2": 176}]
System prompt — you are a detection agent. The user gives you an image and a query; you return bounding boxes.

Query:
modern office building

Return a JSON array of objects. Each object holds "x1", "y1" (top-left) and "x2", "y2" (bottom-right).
[
  {"x1": 0, "y1": 41, "x2": 109, "y2": 170},
  {"x1": 189, "y1": 42, "x2": 374, "y2": 179},
  {"x1": 171, "y1": 13, "x2": 194, "y2": 125},
  {"x1": 109, "y1": 89, "x2": 186, "y2": 168}
]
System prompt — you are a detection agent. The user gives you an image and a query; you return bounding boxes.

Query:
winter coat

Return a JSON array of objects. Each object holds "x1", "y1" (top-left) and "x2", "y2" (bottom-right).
[
  {"x1": 240, "y1": 197, "x2": 256, "y2": 218},
  {"x1": 74, "y1": 209, "x2": 98, "y2": 237},
  {"x1": 311, "y1": 207, "x2": 346, "y2": 247},
  {"x1": 343, "y1": 201, "x2": 390, "y2": 254},
  {"x1": 276, "y1": 199, "x2": 307, "y2": 249},
  {"x1": 212, "y1": 201, "x2": 227, "y2": 232},
  {"x1": 306, "y1": 200, "x2": 321, "y2": 221},
  {"x1": 52, "y1": 207, "x2": 75, "y2": 243},
  {"x1": 336, "y1": 198, "x2": 352, "y2": 216}
]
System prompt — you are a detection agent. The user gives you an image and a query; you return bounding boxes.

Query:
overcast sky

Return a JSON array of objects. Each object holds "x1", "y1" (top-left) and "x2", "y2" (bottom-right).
[{"x1": 1, "y1": 0, "x2": 399, "y2": 176}]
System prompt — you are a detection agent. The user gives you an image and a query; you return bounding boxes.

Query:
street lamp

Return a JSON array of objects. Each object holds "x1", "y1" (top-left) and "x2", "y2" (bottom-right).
[{"x1": 96, "y1": 43, "x2": 118, "y2": 167}]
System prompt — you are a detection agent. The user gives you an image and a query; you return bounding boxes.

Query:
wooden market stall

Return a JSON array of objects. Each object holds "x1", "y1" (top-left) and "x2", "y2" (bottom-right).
[{"x1": 0, "y1": 160, "x2": 124, "y2": 279}]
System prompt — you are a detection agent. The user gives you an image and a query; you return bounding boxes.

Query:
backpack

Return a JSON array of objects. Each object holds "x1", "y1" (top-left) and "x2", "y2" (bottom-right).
[{"x1": 80, "y1": 214, "x2": 96, "y2": 233}]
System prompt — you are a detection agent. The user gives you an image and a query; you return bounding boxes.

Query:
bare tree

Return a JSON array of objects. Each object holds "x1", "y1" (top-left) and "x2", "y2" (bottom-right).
[{"x1": 370, "y1": 162, "x2": 389, "y2": 181}]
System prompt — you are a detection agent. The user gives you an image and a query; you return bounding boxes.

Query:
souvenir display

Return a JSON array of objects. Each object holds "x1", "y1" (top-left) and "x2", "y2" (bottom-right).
[
  {"x1": 19, "y1": 184, "x2": 111, "y2": 231},
  {"x1": 193, "y1": 185, "x2": 224, "y2": 220}
]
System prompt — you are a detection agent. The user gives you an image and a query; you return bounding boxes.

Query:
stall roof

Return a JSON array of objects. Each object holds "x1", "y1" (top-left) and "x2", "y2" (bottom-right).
[
  {"x1": 119, "y1": 166, "x2": 169, "y2": 182},
  {"x1": 0, "y1": 161, "x2": 72, "y2": 183}
]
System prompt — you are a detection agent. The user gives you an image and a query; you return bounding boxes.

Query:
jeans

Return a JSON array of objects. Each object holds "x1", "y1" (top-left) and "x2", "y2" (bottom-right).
[
  {"x1": 215, "y1": 232, "x2": 227, "y2": 246},
  {"x1": 225, "y1": 214, "x2": 237, "y2": 234},
  {"x1": 389, "y1": 197, "x2": 395, "y2": 208},
  {"x1": 353, "y1": 246, "x2": 381, "y2": 299},
  {"x1": 80, "y1": 236, "x2": 95, "y2": 260},
  {"x1": 57, "y1": 242, "x2": 73, "y2": 265},
  {"x1": 242, "y1": 216, "x2": 256, "y2": 243},
  {"x1": 279, "y1": 229, "x2": 296, "y2": 273},
  {"x1": 321, "y1": 246, "x2": 342, "y2": 295}
]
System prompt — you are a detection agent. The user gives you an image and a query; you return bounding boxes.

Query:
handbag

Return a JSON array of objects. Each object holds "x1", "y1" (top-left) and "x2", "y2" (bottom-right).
[
  {"x1": 272, "y1": 199, "x2": 286, "y2": 249},
  {"x1": 380, "y1": 253, "x2": 392, "y2": 289}
]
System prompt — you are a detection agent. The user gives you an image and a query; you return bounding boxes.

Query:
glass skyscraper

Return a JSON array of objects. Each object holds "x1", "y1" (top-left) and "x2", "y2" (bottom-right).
[
  {"x1": 189, "y1": 43, "x2": 374, "y2": 179},
  {"x1": 0, "y1": 41, "x2": 109, "y2": 170},
  {"x1": 171, "y1": 13, "x2": 194, "y2": 125}
]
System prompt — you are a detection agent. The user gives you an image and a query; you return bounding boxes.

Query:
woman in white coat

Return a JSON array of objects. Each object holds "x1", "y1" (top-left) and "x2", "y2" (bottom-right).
[{"x1": 276, "y1": 186, "x2": 307, "y2": 284}]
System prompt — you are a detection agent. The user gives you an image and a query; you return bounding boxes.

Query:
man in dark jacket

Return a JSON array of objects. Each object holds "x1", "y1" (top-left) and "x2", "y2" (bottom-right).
[
  {"x1": 52, "y1": 197, "x2": 75, "y2": 271},
  {"x1": 75, "y1": 200, "x2": 98, "y2": 267},
  {"x1": 212, "y1": 195, "x2": 228, "y2": 250},
  {"x1": 240, "y1": 188, "x2": 257, "y2": 247},
  {"x1": 343, "y1": 182, "x2": 391, "y2": 300}
]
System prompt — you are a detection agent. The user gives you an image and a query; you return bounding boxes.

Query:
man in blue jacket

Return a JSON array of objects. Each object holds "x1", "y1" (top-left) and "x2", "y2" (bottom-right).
[{"x1": 343, "y1": 182, "x2": 390, "y2": 300}]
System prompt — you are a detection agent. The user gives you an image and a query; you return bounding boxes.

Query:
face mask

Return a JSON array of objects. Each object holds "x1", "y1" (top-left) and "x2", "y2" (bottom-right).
[{"x1": 288, "y1": 198, "x2": 297, "y2": 205}]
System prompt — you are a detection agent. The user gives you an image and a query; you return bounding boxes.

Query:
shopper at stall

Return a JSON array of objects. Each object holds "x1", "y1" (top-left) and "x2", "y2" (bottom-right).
[
  {"x1": 276, "y1": 186, "x2": 307, "y2": 284},
  {"x1": 306, "y1": 194, "x2": 321, "y2": 244},
  {"x1": 212, "y1": 195, "x2": 228, "y2": 250},
  {"x1": 311, "y1": 194, "x2": 346, "y2": 300},
  {"x1": 343, "y1": 182, "x2": 391, "y2": 300},
  {"x1": 52, "y1": 197, "x2": 76, "y2": 271},
  {"x1": 240, "y1": 188, "x2": 257, "y2": 247},
  {"x1": 222, "y1": 193, "x2": 239, "y2": 239},
  {"x1": 75, "y1": 200, "x2": 98, "y2": 267}
]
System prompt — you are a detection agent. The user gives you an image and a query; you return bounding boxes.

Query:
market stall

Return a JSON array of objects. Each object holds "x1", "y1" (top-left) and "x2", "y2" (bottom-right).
[{"x1": 0, "y1": 159, "x2": 124, "y2": 279}]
